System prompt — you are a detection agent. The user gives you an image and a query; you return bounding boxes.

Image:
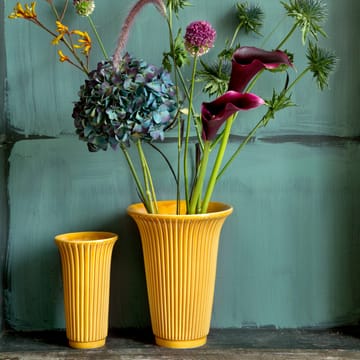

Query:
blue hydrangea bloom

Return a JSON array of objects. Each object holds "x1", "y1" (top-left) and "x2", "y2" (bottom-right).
[{"x1": 73, "y1": 53, "x2": 179, "y2": 151}]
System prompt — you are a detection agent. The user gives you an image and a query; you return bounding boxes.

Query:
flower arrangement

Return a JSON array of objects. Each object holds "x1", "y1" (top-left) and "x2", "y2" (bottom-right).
[{"x1": 9, "y1": 0, "x2": 337, "y2": 214}]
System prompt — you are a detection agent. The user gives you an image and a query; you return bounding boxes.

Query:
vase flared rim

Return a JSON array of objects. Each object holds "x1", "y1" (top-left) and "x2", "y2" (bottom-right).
[
  {"x1": 54, "y1": 231, "x2": 118, "y2": 244},
  {"x1": 127, "y1": 200, "x2": 233, "y2": 219}
]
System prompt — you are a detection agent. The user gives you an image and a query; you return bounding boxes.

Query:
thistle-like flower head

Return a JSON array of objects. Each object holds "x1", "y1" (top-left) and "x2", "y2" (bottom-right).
[
  {"x1": 184, "y1": 20, "x2": 216, "y2": 57},
  {"x1": 165, "y1": 0, "x2": 189, "y2": 14},
  {"x1": 73, "y1": 0, "x2": 95, "y2": 16},
  {"x1": 306, "y1": 41, "x2": 337, "y2": 90},
  {"x1": 236, "y1": 2, "x2": 265, "y2": 35},
  {"x1": 281, "y1": 0, "x2": 328, "y2": 44}
]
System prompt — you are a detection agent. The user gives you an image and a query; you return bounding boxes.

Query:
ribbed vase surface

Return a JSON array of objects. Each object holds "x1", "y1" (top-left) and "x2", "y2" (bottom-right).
[
  {"x1": 55, "y1": 231, "x2": 118, "y2": 349},
  {"x1": 127, "y1": 200, "x2": 232, "y2": 348}
]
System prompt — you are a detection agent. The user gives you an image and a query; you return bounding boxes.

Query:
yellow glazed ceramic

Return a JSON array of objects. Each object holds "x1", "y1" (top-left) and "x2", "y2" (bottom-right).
[
  {"x1": 127, "y1": 200, "x2": 233, "y2": 349},
  {"x1": 55, "y1": 231, "x2": 118, "y2": 349}
]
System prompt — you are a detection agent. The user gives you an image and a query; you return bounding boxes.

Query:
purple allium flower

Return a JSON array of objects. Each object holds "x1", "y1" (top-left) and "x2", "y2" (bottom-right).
[
  {"x1": 184, "y1": 20, "x2": 216, "y2": 56},
  {"x1": 73, "y1": 0, "x2": 95, "y2": 16}
]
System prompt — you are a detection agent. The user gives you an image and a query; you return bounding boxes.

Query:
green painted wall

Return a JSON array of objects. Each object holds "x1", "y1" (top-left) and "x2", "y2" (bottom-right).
[
  {"x1": 2, "y1": 0, "x2": 360, "y2": 330},
  {"x1": 0, "y1": 0, "x2": 7, "y2": 332}
]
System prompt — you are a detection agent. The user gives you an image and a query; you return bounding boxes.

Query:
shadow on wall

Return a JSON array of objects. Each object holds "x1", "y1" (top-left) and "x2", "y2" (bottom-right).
[
  {"x1": 0, "y1": 149, "x2": 8, "y2": 332},
  {"x1": 4, "y1": 139, "x2": 152, "y2": 331},
  {"x1": 0, "y1": 0, "x2": 7, "y2": 334},
  {"x1": 4, "y1": 237, "x2": 64, "y2": 330},
  {"x1": 107, "y1": 212, "x2": 151, "y2": 329},
  {"x1": 4, "y1": 210, "x2": 150, "y2": 331}
]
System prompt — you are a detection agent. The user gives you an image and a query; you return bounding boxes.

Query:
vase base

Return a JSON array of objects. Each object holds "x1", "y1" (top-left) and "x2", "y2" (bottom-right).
[
  {"x1": 68, "y1": 338, "x2": 106, "y2": 349},
  {"x1": 155, "y1": 336, "x2": 207, "y2": 349}
]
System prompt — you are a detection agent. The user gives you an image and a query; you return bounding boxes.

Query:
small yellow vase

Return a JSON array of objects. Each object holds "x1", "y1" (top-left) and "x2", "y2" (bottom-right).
[
  {"x1": 127, "y1": 200, "x2": 233, "y2": 349},
  {"x1": 55, "y1": 231, "x2": 118, "y2": 349}
]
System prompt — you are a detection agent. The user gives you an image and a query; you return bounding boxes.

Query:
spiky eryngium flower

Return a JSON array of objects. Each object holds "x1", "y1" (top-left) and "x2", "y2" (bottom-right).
[
  {"x1": 73, "y1": 0, "x2": 95, "y2": 16},
  {"x1": 236, "y1": 2, "x2": 264, "y2": 35},
  {"x1": 265, "y1": 89, "x2": 295, "y2": 125},
  {"x1": 306, "y1": 41, "x2": 337, "y2": 90},
  {"x1": 165, "y1": 0, "x2": 190, "y2": 14},
  {"x1": 281, "y1": 0, "x2": 328, "y2": 44},
  {"x1": 197, "y1": 60, "x2": 231, "y2": 97}
]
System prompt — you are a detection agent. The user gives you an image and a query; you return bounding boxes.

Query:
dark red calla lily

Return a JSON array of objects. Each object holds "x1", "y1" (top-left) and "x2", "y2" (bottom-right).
[
  {"x1": 201, "y1": 91, "x2": 265, "y2": 141},
  {"x1": 228, "y1": 46, "x2": 293, "y2": 92}
]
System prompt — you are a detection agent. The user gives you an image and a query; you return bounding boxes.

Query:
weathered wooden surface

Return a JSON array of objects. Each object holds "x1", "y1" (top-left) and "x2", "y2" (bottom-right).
[{"x1": 2, "y1": 329, "x2": 360, "y2": 359}]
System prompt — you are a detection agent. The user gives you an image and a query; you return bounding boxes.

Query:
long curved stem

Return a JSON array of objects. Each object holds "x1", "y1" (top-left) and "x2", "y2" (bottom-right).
[
  {"x1": 188, "y1": 141, "x2": 211, "y2": 214},
  {"x1": 183, "y1": 56, "x2": 198, "y2": 210},
  {"x1": 137, "y1": 140, "x2": 158, "y2": 213},
  {"x1": 201, "y1": 114, "x2": 235, "y2": 213},
  {"x1": 166, "y1": 14, "x2": 183, "y2": 214},
  {"x1": 216, "y1": 116, "x2": 264, "y2": 182},
  {"x1": 276, "y1": 23, "x2": 297, "y2": 49},
  {"x1": 229, "y1": 24, "x2": 242, "y2": 49},
  {"x1": 88, "y1": 16, "x2": 109, "y2": 60},
  {"x1": 217, "y1": 67, "x2": 311, "y2": 182},
  {"x1": 120, "y1": 144, "x2": 149, "y2": 211},
  {"x1": 287, "y1": 67, "x2": 310, "y2": 92},
  {"x1": 261, "y1": 15, "x2": 286, "y2": 48}
]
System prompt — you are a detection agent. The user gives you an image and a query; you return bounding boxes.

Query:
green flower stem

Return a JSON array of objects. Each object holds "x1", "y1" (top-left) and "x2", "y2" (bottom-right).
[
  {"x1": 188, "y1": 140, "x2": 211, "y2": 214},
  {"x1": 136, "y1": 140, "x2": 158, "y2": 214},
  {"x1": 287, "y1": 66, "x2": 310, "y2": 92},
  {"x1": 88, "y1": 15, "x2": 109, "y2": 60},
  {"x1": 242, "y1": 20, "x2": 298, "y2": 103},
  {"x1": 246, "y1": 69, "x2": 264, "y2": 92},
  {"x1": 229, "y1": 23, "x2": 242, "y2": 49},
  {"x1": 216, "y1": 23, "x2": 241, "y2": 87},
  {"x1": 173, "y1": 64, "x2": 204, "y2": 150},
  {"x1": 216, "y1": 115, "x2": 265, "y2": 182},
  {"x1": 201, "y1": 114, "x2": 235, "y2": 214},
  {"x1": 261, "y1": 15, "x2": 286, "y2": 48},
  {"x1": 166, "y1": 15, "x2": 182, "y2": 214},
  {"x1": 276, "y1": 22, "x2": 297, "y2": 49},
  {"x1": 120, "y1": 143, "x2": 151, "y2": 212},
  {"x1": 176, "y1": 105, "x2": 182, "y2": 214},
  {"x1": 216, "y1": 67, "x2": 311, "y2": 182},
  {"x1": 183, "y1": 55, "x2": 198, "y2": 210}
]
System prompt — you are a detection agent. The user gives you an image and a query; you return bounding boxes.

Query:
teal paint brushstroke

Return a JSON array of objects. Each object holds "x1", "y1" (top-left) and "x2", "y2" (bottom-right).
[
  {"x1": 3, "y1": 0, "x2": 360, "y2": 331},
  {"x1": 5, "y1": 139, "x2": 360, "y2": 330}
]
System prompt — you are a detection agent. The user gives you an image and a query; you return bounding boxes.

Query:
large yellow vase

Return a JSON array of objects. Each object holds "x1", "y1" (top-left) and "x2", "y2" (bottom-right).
[
  {"x1": 127, "y1": 200, "x2": 233, "y2": 349},
  {"x1": 55, "y1": 231, "x2": 118, "y2": 349}
]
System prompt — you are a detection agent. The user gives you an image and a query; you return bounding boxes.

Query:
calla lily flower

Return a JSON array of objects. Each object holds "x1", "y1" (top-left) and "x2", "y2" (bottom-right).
[
  {"x1": 201, "y1": 91, "x2": 265, "y2": 141},
  {"x1": 228, "y1": 46, "x2": 293, "y2": 92}
]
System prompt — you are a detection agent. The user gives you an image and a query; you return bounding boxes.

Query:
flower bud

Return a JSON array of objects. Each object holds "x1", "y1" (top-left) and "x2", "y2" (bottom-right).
[{"x1": 73, "y1": 0, "x2": 95, "y2": 16}]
